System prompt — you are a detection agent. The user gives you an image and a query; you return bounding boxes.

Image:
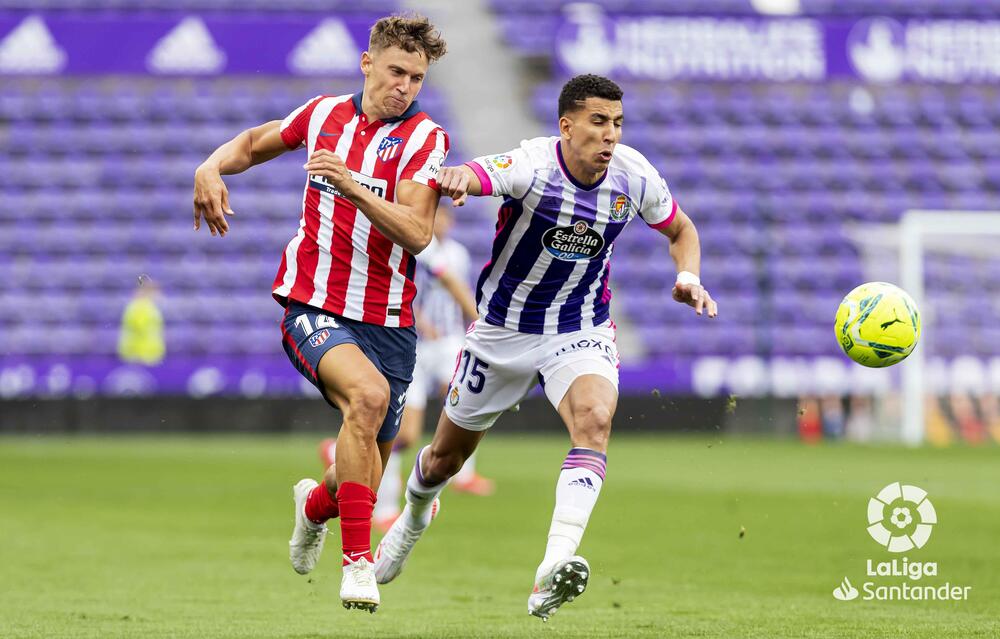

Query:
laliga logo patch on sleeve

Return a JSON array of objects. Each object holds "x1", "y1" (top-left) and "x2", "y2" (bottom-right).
[{"x1": 488, "y1": 154, "x2": 513, "y2": 170}]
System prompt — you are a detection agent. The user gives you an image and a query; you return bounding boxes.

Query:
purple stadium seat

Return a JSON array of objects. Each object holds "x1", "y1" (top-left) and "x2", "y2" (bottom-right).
[{"x1": 5, "y1": 43, "x2": 1000, "y2": 362}]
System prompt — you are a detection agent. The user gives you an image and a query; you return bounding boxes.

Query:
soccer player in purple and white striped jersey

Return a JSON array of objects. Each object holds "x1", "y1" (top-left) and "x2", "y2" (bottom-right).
[{"x1": 374, "y1": 74, "x2": 718, "y2": 620}]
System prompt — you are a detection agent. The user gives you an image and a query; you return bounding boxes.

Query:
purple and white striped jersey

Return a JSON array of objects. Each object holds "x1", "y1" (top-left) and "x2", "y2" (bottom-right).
[
  {"x1": 414, "y1": 235, "x2": 471, "y2": 339},
  {"x1": 465, "y1": 136, "x2": 676, "y2": 335}
]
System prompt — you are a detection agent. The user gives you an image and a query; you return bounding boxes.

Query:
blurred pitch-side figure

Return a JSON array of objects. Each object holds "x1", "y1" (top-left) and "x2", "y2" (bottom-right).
[
  {"x1": 117, "y1": 277, "x2": 165, "y2": 366},
  {"x1": 389, "y1": 206, "x2": 497, "y2": 511}
]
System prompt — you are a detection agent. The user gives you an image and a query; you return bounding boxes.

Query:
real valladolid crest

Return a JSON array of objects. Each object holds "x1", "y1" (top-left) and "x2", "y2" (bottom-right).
[{"x1": 832, "y1": 482, "x2": 972, "y2": 602}]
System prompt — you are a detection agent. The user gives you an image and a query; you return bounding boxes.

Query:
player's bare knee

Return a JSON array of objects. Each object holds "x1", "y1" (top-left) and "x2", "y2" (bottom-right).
[
  {"x1": 345, "y1": 386, "x2": 390, "y2": 431},
  {"x1": 572, "y1": 403, "x2": 613, "y2": 450}
]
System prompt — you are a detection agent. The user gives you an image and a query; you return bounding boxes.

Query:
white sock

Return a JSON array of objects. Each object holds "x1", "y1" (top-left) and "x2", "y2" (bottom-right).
[
  {"x1": 402, "y1": 446, "x2": 447, "y2": 529},
  {"x1": 374, "y1": 452, "x2": 402, "y2": 518},
  {"x1": 453, "y1": 451, "x2": 477, "y2": 482},
  {"x1": 537, "y1": 448, "x2": 607, "y2": 582}
]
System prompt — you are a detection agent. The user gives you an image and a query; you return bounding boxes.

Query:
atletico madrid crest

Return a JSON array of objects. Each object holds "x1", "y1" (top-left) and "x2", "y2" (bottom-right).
[
  {"x1": 308, "y1": 329, "x2": 331, "y2": 348},
  {"x1": 377, "y1": 136, "x2": 404, "y2": 162}
]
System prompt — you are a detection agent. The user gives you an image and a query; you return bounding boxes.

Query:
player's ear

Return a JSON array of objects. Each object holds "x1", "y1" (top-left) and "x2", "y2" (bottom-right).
[
  {"x1": 558, "y1": 115, "x2": 572, "y2": 139},
  {"x1": 360, "y1": 51, "x2": 372, "y2": 77}
]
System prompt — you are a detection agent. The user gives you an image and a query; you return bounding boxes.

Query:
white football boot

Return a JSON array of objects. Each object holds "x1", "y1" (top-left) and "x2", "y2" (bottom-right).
[
  {"x1": 288, "y1": 479, "x2": 327, "y2": 575},
  {"x1": 373, "y1": 497, "x2": 440, "y2": 584},
  {"x1": 341, "y1": 555, "x2": 380, "y2": 613},
  {"x1": 527, "y1": 556, "x2": 590, "y2": 621}
]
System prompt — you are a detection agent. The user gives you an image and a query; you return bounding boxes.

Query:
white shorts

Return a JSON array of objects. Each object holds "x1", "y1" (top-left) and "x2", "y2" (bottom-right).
[
  {"x1": 407, "y1": 335, "x2": 464, "y2": 410},
  {"x1": 443, "y1": 319, "x2": 620, "y2": 431}
]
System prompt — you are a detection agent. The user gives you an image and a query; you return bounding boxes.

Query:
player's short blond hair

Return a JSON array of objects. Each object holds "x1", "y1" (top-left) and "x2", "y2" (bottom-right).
[{"x1": 369, "y1": 14, "x2": 447, "y2": 63}]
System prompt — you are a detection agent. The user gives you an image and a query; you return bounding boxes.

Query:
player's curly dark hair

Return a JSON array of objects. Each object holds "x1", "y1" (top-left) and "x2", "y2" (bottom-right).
[
  {"x1": 369, "y1": 14, "x2": 447, "y2": 63},
  {"x1": 558, "y1": 74, "x2": 624, "y2": 117}
]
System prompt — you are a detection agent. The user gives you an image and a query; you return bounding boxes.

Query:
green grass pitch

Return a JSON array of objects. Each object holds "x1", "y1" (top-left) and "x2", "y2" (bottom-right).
[{"x1": 1, "y1": 435, "x2": 998, "y2": 638}]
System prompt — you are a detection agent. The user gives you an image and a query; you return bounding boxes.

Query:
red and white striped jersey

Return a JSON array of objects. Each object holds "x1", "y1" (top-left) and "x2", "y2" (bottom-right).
[{"x1": 272, "y1": 92, "x2": 449, "y2": 327}]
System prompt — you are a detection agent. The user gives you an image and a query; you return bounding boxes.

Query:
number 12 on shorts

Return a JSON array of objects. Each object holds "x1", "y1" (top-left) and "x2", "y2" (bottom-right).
[{"x1": 455, "y1": 350, "x2": 489, "y2": 394}]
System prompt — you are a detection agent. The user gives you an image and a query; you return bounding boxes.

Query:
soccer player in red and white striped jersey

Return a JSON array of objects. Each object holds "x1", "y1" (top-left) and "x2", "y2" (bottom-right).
[
  {"x1": 192, "y1": 15, "x2": 449, "y2": 613},
  {"x1": 273, "y1": 84, "x2": 448, "y2": 327}
]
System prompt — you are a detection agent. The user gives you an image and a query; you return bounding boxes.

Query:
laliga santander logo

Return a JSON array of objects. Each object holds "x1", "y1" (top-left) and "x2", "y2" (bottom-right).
[
  {"x1": 832, "y1": 482, "x2": 970, "y2": 602},
  {"x1": 866, "y1": 482, "x2": 936, "y2": 552}
]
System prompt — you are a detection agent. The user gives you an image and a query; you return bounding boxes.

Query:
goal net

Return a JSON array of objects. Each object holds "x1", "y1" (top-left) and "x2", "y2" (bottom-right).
[{"x1": 847, "y1": 211, "x2": 1000, "y2": 446}]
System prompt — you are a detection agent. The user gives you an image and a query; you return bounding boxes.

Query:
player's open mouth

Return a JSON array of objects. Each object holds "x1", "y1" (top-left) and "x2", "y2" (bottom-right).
[{"x1": 598, "y1": 151, "x2": 612, "y2": 161}]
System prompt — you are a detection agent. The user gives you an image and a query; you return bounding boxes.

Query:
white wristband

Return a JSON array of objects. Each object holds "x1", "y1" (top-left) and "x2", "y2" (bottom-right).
[{"x1": 676, "y1": 271, "x2": 700, "y2": 287}]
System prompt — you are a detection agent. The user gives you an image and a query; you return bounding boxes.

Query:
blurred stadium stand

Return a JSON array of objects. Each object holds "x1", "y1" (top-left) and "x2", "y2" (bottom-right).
[
  {"x1": 492, "y1": 0, "x2": 1000, "y2": 56},
  {"x1": 484, "y1": 0, "x2": 1000, "y2": 367},
  {"x1": 537, "y1": 80, "x2": 1000, "y2": 360},
  {"x1": 0, "y1": 76, "x2": 491, "y2": 357},
  {"x1": 0, "y1": 0, "x2": 399, "y2": 10},
  {"x1": 2, "y1": 2, "x2": 1000, "y2": 443}
]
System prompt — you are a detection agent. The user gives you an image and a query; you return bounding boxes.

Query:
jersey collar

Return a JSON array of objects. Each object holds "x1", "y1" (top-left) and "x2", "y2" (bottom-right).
[
  {"x1": 352, "y1": 91, "x2": 421, "y2": 124},
  {"x1": 556, "y1": 140, "x2": 608, "y2": 191}
]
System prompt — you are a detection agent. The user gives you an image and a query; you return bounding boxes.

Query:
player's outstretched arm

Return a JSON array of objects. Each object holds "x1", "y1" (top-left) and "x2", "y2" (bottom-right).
[
  {"x1": 193, "y1": 120, "x2": 289, "y2": 237},
  {"x1": 437, "y1": 165, "x2": 484, "y2": 207},
  {"x1": 657, "y1": 206, "x2": 718, "y2": 318}
]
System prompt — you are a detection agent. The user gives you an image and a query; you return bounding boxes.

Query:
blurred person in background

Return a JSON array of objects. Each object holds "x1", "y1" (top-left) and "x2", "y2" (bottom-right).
[
  {"x1": 925, "y1": 395, "x2": 955, "y2": 447},
  {"x1": 820, "y1": 395, "x2": 845, "y2": 440},
  {"x1": 797, "y1": 396, "x2": 821, "y2": 443},
  {"x1": 192, "y1": 14, "x2": 449, "y2": 613},
  {"x1": 978, "y1": 394, "x2": 1000, "y2": 443},
  {"x1": 117, "y1": 276, "x2": 165, "y2": 366},
  {"x1": 949, "y1": 392, "x2": 986, "y2": 444},
  {"x1": 378, "y1": 205, "x2": 494, "y2": 528},
  {"x1": 845, "y1": 394, "x2": 875, "y2": 443}
]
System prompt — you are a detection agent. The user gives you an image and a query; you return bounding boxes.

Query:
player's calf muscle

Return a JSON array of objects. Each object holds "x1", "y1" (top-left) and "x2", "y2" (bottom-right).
[
  {"x1": 423, "y1": 446, "x2": 466, "y2": 484},
  {"x1": 321, "y1": 465, "x2": 339, "y2": 493}
]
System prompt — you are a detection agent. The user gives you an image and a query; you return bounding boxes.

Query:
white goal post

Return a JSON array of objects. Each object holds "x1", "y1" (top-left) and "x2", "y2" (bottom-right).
[{"x1": 899, "y1": 210, "x2": 1000, "y2": 446}]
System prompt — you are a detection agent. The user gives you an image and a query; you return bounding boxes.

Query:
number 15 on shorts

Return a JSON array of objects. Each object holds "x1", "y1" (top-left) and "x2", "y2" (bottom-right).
[{"x1": 454, "y1": 350, "x2": 489, "y2": 393}]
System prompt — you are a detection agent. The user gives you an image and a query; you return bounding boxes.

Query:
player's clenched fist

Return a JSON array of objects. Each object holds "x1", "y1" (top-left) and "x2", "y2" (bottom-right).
[
  {"x1": 193, "y1": 164, "x2": 235, "y2": 237},
  {"x1": 437, "y1": 166, "x2": 471, "y2": 206},
  {"x1": 672, "y1": 282, "x2": 718, "y2": 318},
  {"x1": 304, "y1": 149, "x2": 354, "y2": 194}
]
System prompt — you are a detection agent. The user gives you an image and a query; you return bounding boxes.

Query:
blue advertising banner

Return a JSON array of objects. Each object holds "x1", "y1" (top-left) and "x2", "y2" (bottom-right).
[
  {"x1": 1, "y1": 354, "x2": 993, "y2": 399},
  {"x1": 4, "y1": 353, "x2": 978, "y2": 399},
  {"x1": 0, "y1": 12, "x2": 378, "y2": 75},
  {"x1": 554, "y1": 5, "x2": 1000, "y2": 83},
  {"x1": 0, "y1": 354, "x2": 686, "y2": 398},
  {"x1": 5, "y1": 9, "x2": 999, "y2": 82}
]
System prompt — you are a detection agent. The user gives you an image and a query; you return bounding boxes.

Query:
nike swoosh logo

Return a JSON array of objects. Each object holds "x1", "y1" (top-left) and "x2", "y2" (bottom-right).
[{"x1": 318, "y1": 131, "x2": 340, "y2": 138}]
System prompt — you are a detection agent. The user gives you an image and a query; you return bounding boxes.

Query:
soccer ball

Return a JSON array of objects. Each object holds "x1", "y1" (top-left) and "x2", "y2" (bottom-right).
[{"x1": 834, "y1": 282, "x2": 921, "y2": 368}]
